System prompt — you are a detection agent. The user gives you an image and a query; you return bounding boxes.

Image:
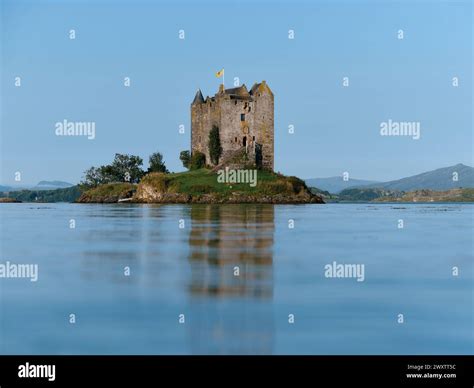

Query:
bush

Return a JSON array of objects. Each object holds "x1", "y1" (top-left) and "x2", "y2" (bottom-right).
[
  {"x1": 189, "y1": 151, "x2": 206, "y2": 170},
  {"x1": 180, "y1": 150, "x2": 191, "y2": 169}
]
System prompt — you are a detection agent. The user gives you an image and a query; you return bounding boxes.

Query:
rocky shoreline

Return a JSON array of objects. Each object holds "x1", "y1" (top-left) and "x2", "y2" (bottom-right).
[
  {"x1": 132, "y1": 191, "x2": 324, "y2": 204},
  {"x1": 78, "y1": 188, "x2": 324, "y2": 204},
  {"x1": 0, "y1": 197, "x2": 21, "y2": 203}
]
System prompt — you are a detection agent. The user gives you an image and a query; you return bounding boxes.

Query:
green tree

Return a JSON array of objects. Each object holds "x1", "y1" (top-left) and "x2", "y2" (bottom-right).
[
  {"x1": 81, "y1": 153, "x2": 145, "y2": 187},
  {"x1": 99, "y1": 165, "x2": 119, "y2": 183},
  {"x1": 189, "y1": 151, "x2": 206, "y2": 170},
  {"x1": 110, "y1": 153, "x2": 145, "y2": 183},
  {"x1": 81, "y1": 166, "x2": 102, "y2": 188},
  {"x1": 148, "y1": 152, "x2": 168, "y2": 173},
  {"x1": 180, "y1": 150, "x2": 191, "y2": 169},
  {"x1": 81, "y1": 166, "x2": 115, "y2": 187},
  {"x1": 208, "y1": 125, "x2": 222, "y2": 165}
]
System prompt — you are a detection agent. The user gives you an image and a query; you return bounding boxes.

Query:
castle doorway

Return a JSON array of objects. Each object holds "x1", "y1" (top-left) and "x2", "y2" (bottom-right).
[{"x1": 243, "y1": 136, "x2": 247, "y2": 147}]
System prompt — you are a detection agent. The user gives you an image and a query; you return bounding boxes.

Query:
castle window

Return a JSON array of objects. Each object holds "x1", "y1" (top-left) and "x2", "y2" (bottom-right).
[
  {"x1": 253, "y1": 136, "x2": 255, "y2": 141},
  {"x1": 235, "y1": 137, "x2": 237, "y2": 142},
  {"x1": 199, "y1": 136, "x2": 201, "y2": 142},
  {"x1": 235, "y1": 101, "x2": 237, "y2": 105},
  {"x1": 241, "y1": 114, "x2": 245, "y2": 121},
  {"x1": 243, "y1": 136, "x2": 247, "y2": 147}
]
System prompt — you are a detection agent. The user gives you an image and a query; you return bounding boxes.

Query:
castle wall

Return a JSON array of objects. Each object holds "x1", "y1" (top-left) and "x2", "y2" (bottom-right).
[
  {"x1": 191, "y1": 100, "x2": 220, "y2": 164},
  {"x1": 252, "y1": 90, "x2": 274, "y2": 170},
  {"x1": 219, "y1": 98, "x2": 255, "y2": 160}
]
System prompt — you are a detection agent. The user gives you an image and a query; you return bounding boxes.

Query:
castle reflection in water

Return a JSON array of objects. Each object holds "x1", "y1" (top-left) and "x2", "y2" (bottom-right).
[{"x1": 186, "y1": 204, "x2": 275, "y2": 354}]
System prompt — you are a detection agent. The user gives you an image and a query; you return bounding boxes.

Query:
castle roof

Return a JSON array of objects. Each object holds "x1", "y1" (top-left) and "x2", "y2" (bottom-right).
[
  {"x1": 223, "y1": 84, "x2": 250, "y2": 98},
  {"x1": 250, "y1": 80, "x2": 273, "y2": 96},
  {"x1": 250, "y1": 83, "x2": 260, "y2": 95},
  {"x1": 192, "y1": 89, "x2": 205, "y2": 104}
]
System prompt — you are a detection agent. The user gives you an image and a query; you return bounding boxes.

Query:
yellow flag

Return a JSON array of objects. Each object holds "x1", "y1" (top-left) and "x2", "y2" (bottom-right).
[{"x1": 215, "y1": 69, "x2": 224, "y2": 78}]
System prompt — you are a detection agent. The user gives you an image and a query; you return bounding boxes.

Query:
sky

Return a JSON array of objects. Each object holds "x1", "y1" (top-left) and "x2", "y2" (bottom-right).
[{"x1": 1, "y1": 0, "x2": 472, "y2": 185}]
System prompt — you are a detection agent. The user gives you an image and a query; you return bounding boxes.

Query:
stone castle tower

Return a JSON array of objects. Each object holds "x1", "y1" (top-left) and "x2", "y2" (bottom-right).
[{"x1": 191, "y1": 81, "x2": 274, "y2": 170}]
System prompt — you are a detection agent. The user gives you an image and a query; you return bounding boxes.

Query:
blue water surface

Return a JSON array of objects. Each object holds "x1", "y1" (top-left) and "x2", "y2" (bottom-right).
[{"x1": 0, "y1": 203, "x2": 472, "y2": 354}]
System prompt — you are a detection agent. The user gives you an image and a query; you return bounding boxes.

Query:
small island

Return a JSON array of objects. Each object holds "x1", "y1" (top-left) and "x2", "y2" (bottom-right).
[
  {"x1": 78, "y1": 169, "x2": 322, "y2": 204},
  {"x1": 77, "y1": 81, "x2": 324, "y2": 205}
]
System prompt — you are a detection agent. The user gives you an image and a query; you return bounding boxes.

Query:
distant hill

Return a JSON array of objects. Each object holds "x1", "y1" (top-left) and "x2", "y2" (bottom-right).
[
  {"x1": 305, "y1": 177, "x2": 380, "y2": 194},
  {"x1": 338, "y1": 188, "x2": 402, "y2": 202},
  {"x1": 0, "y1": 181, "x2": 74, "y2": 191},
  {"x1": 374, "y1": 188, "x2": 474, "y2": 203},
  {"x1": 306, "y1": 164, "x2": 474, "y2": 194},
  {"x1": 360, "y1": 164, "x2": 474, "y2": 191},
  {"x1": 0, "y1": 186, "x2": 82, "y2": 203},
  {"x1": 34, "y1": 180, "x2": 75, "y2": 190}
]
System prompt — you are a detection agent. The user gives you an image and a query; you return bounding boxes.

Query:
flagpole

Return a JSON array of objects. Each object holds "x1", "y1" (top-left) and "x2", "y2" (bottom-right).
[{"x1": 223, "y1": 69, "x2": 225, "y2": 87}]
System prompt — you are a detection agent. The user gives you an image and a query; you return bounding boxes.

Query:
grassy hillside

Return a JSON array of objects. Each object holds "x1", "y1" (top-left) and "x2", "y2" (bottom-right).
[
  {"x1": 78, "y1": 169, "x2": 323, "y2": 204},
  {"x1": 77, "y1": 183, "x2": 136, "y2": 203},
  {"x1": 141, "y1": 169, "x2": 302, "y2": 195}
]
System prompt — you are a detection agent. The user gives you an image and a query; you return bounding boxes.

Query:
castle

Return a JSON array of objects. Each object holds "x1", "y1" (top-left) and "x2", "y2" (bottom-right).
[{"x1": 191, "y1": 81, "x2": 274, "y2": 170}]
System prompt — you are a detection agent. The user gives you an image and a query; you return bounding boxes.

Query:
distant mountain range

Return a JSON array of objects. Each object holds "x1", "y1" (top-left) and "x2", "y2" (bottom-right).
[
  {"x1": 305, "y1": 177, "x2": 380, "y2": 194},
  {"x1": 0, "y1": 180, "x2": 74, "y2": 192},
  {"x1": 306, "y1": 164, "x2": 474, "y2": 194},
  {"x1": 34, "y1": 180, "x2": 74, "y2": 190},
  {"x1": 362, "y1": 164, "x2": 474, "y2": 191}
]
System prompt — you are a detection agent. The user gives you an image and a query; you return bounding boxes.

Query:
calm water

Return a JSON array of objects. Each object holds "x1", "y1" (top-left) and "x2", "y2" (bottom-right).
[{"x1": 0, "y1": 203, "x2": 472, "y2": 355}]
